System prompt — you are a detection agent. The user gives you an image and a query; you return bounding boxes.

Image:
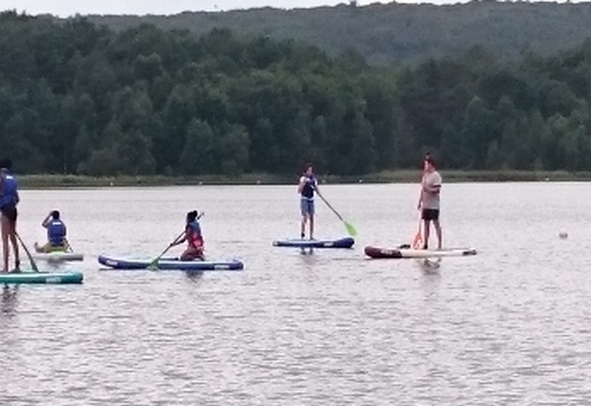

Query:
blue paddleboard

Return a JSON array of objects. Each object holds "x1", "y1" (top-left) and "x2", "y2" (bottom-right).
[{"x1": 272, "y1": 237, "x2": 354, "y2": 249}]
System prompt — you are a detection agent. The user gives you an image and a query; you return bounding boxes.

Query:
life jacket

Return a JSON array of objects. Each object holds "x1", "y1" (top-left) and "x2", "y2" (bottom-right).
[
  {"x1": 186, "y1": 221, "x2": 203, "y2": 248},
  {"x1": 47, "y1": 219, "x2": 66, "y2": 246},
  {"x1": 301, "y1": 175, "x2": 316, "y2": 199},
  {"x1": 0, "y1": 172, "x2": 18, "y2": 208}
]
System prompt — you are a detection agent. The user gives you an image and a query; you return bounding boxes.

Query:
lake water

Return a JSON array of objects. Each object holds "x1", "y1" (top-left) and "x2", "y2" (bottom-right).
[{"x1": 1, "y1": 183, "x2": 590, "y2": 405}]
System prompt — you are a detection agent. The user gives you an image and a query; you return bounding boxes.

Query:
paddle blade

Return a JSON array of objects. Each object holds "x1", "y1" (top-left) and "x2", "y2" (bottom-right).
[
  {"x1": 147, "y1": 259, "x2": 160, "y2": 271},
  {"x1": 412, "y1": 231, "x2": 423, "y2": 249},
  {"x1": 344, "y1": 221, "x2": 357, "y2": 237}
]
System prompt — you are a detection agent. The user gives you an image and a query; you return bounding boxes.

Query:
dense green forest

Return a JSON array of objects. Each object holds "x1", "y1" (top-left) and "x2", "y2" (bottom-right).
[
  {"x1": 84, "y1": 2, "x2": 591, "y2": 64},
  {"x1": 1, "y1": 10, "x2": 591, "y2": 176}
]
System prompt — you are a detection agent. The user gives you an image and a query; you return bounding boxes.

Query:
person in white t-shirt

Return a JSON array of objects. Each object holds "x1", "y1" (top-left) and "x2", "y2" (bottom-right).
[{"x1": 417, "y1": 155, "x2": 442, "y2": 250}]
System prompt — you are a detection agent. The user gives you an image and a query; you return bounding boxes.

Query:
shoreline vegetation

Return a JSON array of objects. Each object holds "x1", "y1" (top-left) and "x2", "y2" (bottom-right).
[{"x1": 18, "y1": 170, "x2": 591, "y2": 189}]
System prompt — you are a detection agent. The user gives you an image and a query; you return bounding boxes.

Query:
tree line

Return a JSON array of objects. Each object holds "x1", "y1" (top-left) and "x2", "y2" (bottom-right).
[
  {"x1": 1, "y1": 11, "x2": 591, "y2": 176},
  {"x1": 86, "y1": 2, "x2": 591, "y2": 64}
]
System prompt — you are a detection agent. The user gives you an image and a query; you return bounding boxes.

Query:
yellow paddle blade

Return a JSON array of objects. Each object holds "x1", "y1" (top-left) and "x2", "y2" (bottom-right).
[{"x1": 344, "y1": 221, "x2": 357, "y2": 237}]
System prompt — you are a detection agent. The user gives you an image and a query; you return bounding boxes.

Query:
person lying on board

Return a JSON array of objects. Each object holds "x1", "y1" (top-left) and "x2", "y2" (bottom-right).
[
  {"x1": 170, "y1": 210, "x2": 205, "y2": 261},
  {"x1": 34, "y1": 210, "x2": 70, "y2": 253}
]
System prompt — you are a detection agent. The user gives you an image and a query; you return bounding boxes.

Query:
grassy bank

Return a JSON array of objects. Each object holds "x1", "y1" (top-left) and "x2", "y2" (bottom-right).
[{"x1": 16, "y1": 170, "x2": 591, "y2": 189}]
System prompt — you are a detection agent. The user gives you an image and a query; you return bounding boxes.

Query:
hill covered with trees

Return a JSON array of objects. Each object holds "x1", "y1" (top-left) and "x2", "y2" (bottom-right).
[
  {"x1": 1, "y1": 10, "x2": 591, "y2": 177},
  {"x1": 83, "y1": 1, "x2": 591, "y2": 64}
]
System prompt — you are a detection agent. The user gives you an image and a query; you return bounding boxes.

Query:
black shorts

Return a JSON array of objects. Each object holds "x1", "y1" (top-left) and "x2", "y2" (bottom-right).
[
  {"x1": 421, "y1": 208, "x2": 439, "y2": 221},
  {"x1": 1, "y1": 205, "x2": 18, "y2": 222}
]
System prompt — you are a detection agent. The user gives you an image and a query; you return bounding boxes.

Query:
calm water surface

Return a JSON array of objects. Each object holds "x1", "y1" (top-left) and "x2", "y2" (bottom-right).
[{"x1": 1, "y1": 183, "x2": 590, "y2": 405}]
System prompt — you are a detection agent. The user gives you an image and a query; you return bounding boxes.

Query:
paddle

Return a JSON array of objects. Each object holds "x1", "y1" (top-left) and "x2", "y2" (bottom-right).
[
  {"x1": 316, "y1": 192, "x2": 357, "y2": 237},
  {"x1": 15, "y1": 232, "x2": 39, "y2": 273},
  {"x1": 148, "y1": 231, "x2": 185, "y2": 271},
  {"x1": 64, "y1": 238, "x2": 74, "y2": 253},
  {"x1": 412, "y1": 215, "x2": 423, "y2": 249},
  {"x1": 413, "y1": 164, "x2": 427, "y2": 249},
  {"x1": 148, "y1": 212, "x2": 205, "y2": 270}
]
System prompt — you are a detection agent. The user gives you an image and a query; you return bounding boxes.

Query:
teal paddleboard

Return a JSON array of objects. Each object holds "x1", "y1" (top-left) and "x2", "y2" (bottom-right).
[{"x1": 0, "y1": 270, "x2": 83, "y2": 284}]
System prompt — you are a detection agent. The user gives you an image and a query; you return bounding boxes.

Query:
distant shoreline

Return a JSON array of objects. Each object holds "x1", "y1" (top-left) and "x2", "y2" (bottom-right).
[{"x1": 16, "y1": 170, "x2": 591, "y2": 189}]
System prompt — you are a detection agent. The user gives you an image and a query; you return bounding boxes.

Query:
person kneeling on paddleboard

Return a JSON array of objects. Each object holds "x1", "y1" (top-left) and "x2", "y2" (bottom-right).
[
  {"x1": 170, "y1": 210, "x2": 205, "y2": 261},
  {"x1": 35, "y1": 210, "x2": 69, "y2": 253}
]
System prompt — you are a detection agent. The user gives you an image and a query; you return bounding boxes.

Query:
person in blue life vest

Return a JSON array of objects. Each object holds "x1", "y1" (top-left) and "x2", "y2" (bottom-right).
[
  {"x1": 417, "y1": 155, "x2": 443, "y2": 250},
  {"x1": 0, "y1": 158, "x2": 20, "y2": 273},
  {"x1": 298, "y1": 163, "x2": 322, "y2": 240},
  {"x1": 35, "y1": 210, "x2": 69, "y2": 253},
  {"x1": 170, "y1": 210, "x2": 205, "y2": 261}
]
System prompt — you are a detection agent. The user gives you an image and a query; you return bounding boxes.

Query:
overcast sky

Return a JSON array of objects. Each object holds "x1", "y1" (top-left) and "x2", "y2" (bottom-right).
[{"x1": 0, "y1": 0, "x2": 466, "y2": 17}]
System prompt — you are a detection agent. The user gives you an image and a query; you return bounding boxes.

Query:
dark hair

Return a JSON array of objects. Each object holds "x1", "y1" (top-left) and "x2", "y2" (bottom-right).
[
  {"x1": 0, "y1": 158, "x2": 12, "y2": 170},
  {"x1": 51, "y1": 210, "x2": 60, "y2": 219},
  {"x1": 186, "y1": 210, "x2": 198, "y2": 222},
  {"x1": 304, "y1": 163, "x2": 313, "y2": 172}
]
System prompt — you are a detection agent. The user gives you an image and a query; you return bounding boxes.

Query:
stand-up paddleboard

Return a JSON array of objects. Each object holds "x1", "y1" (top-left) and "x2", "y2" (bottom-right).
[
  {"x1": 365, "y1": 246, "x2": 477, "y2": 259},
  {"x1": 273, "y1": 237, "x2": 354, "y2": 249},
  {"x1": 0, "y1": 270, "x2": 84, "y2": 284},
  {"x1": 98, "y1": 255, "x2": 244, "y2": 271},
  {"x1": 32, "y1": 252, "x2": 84, "y2": 262}
]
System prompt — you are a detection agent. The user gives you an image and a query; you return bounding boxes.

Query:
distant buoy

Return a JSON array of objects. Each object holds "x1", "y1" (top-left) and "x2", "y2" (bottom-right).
[{"x1": 559, "y1": 231, "x2": 568, "y2": 239}]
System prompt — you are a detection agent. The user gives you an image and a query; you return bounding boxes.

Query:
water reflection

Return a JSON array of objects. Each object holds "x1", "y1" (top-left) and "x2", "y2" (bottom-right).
[
  {"x1": 184, "y1": 271, "x2": 204, "y2": 284},
  {"x1": 299, "y1": 247, "x2": 314, "y2": 256},
  {"x1": 1, "y1": 285, "x2": 19, "y2": 317},
  {"x1": 418, "y1": 259, "x2": 442, "y2": 299},
  {"x1": 419, "y1": 258, "x2": 442, "y2": 274}
]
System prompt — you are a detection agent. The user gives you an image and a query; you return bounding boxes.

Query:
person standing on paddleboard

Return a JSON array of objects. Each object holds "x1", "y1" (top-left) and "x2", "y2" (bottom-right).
[
  {"x1": 0, "y1": 158, "x2": 20, "y2": 273},
  {"x1": 417, "y1": 155, "x2": 442, "y2": 250},
  {"x1": 170, "y1": 210, "x2": 205, "y2": 261},
  {"x1": 298, "y1": 163, "x2": 319, "y2": 240}
]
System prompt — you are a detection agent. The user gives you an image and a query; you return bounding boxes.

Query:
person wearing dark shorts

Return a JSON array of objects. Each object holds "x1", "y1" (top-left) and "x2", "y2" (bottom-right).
[
  {"x1": 417, "y1": 156, "x2": 442, "y2": 250},
  {"x1": 0, "y1": 158, "x2": 20, "y2": 273}
]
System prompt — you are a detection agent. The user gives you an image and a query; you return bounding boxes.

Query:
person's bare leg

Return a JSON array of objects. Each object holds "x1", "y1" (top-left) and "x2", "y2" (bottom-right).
[
  {"x1": 309, "y1": 215, "x2": 314, "y2": 240},
  {"x1": 10, "y1": 227, "x2": 20, "y2": 269},
  {"x1": 433, "y1": 220, "x2": 442, "y2": 250},
  {"x1": 300, "y1": 215, "x2": 307, "y2": 239},
  {"x1": 1, "y1": 217, "x2": 9, "y2": 272},
  {"x1": 422, "y1": 219, "x2": 430, "y2": 250}
]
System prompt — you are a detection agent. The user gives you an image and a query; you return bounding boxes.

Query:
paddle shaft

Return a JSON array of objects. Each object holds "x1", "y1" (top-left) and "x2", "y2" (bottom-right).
[
  {"x1": 15, "y1": 232, "x2": 39, "y2": 272},
  {"x1": 152, "y1": 231, "x2": 185, "y2": 263},
  {"x1": 412, "y1": 214, "x2": 423, "y2": 249},
  {"x1": 64, "y1": 237, "x2": 73, "y2": 253},
  {"x1": 316, "y1": 192, "x2": 344, "y2": 222}
]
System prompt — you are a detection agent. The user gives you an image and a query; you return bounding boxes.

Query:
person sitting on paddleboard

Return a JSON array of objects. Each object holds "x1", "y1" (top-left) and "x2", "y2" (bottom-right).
[
  {"x1": 170, "y1": 210, "x2": 205, "y2": 261},
  {"x1": 0, "y1": 158, "x2": 20, "y2": 273},
  {"x1": 35, "y1": 210, "x2": 69, "y2": 253},
  {"x1": 417, "y1": 155, "x2": 442, "y2": 250},
  {"x1": 298, "y1": 163, "x2": 320, "y2": 240}
]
